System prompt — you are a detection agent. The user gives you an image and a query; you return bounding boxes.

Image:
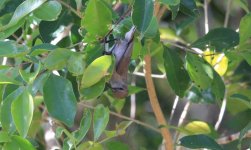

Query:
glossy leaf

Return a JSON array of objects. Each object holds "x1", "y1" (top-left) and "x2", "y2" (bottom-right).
[
  {"x1": 81, "y1": 0, "x2": 112, "y2": 39},
  {"x1": 11, "y1": 89, "x2": 34, "y2": 137},
  {"x1": 43, "y1": 74, "x2": 77, "y2": 127},
  {"x1": 180, "y1": 0, "x2": 199, "y2": 17},
  {"x1": 179, "y1": 134, "x2": 223, "y2": 150},
  {"x1": 186, "y1": 53, "x2": 213, "y2": 90},
  {"x1": 0, "y1": 131, "x2": 11, "y2": 143},
  {"x1": 81, "y1": 55, "x2": 112, "y2": 88},
  {"x1": 203, "y1": 50, "x2": 228, "y2": 76},
  {"x1": 239, "y1": 13, "x2": 251, "y2": 44},
  {"x1": 73, "y1": 109, "x2": 92, "y2": 143},
  {"x1": 44, "y1": 48, "x2": 73, "y2": 70},
  {"x1": 19, "y1": 62, "x2": 41, "y2": 84},
  {"x1": 160, "y1": 0, "x2": 180, "y2": 6},
  {"x1": 184, "y1": 121, "x2": 211, "y2": 135},
  {"x1": 80, "y1": 78, "x2": 105, "y2": 100},
  {"x1": 3, "y1": 135, "x2": 36, "y2": 150},
  {"x1": 1, "y1": 87, "x2": 24, "y2": 133},
  {"x1": 0, "y1": 0, "x2": 46, "y2": 31},
  {"x1": 144, "y1": 16, "x2": 159, "y2": 38},
  {"x1": 93, "y1": 105, "x2": 109, "y2": 141},
  {"x1": 0, "y1": 40, "x2": 28, "y2": 57},
  {"x1": 192, "y1": 28, "x2": 239, "y2": 51},
  {"x1": 33, "y1": 1, "x2": 62, "y2": 21},
  {"x1": 163, "y1": 47, "x2": 190, "y2": 97},
  {"x1": 132, "y1": 0, "x2": 153, "y2": 35},
  {"x1": 230, "y1": 94, "x2": 251, "y2": 108},
  {"x1": 0, "y1": 74, "x2": 22, "y2": 85},
  {"x1": 67, "y1": 53, "x2": 86, "y2": 76},
  {"x1": 106, "y1": 141, "x2": 129, "y2": 150}
]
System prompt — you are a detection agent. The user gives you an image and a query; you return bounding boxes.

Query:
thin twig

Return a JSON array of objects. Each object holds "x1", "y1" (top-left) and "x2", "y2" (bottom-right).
[
  {"x1": 79, "y1": 103, "x2": 160, "y2": 133},
  {"x1": 57, "y1": 0, "x2": 83, "y2": 18},
  {"x1": 169, "y1": 96, "x2": 179, "y2": 124},
  {"x1": 174, "y1": 100, "x2": 192, "y2": 144},
  {"x1": 214, "y1": 90, "x2": 228, "y2": 130},
  {"x1": 217, "y1": 130, "x2": 251, "y2": 144},
  {"x1": 2, "y1": 57, "x2": 7, "y2": 65},
  {"x1": 204, "y1": 0, "x2": 209, "y2": 34},
  {"x1": 224, "y1": 0, "x2": 233, "y2": 28},
  {"x1": 100, "y1": 7, "x2": 132, "y2": 43},
  {"x1": 132, "y1": 72, "x2": 166, "y2": 79}
]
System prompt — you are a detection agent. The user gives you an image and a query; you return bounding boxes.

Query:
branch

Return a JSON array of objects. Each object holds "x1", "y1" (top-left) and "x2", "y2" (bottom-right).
[
  {"x1": 217, "y1": 131, "x2": 251, "y2": 145},
  {"x1": 144, "y1": 55, "x2": 173, "y2": 150},
  {"x1": 57, "y1": 0, "x2": 83, "y2": 18},
  {"x1": 79, "y1": 103, "x2": 160, "y2": 133},
  {"x1": 224, "y1": 0, "x2": 233, "y2": 28}
]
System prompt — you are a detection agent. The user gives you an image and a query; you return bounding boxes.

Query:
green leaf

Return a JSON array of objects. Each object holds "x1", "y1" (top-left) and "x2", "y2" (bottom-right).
[
  {"x1": 81, "y1": 0, "x2": 112, "y2": 40},
  {"x1": 105, "y1": 141, "x2": 129, "y2": 150},
  {"x1": 211, "y1": 71, "x2": 225, "y2": 101},
  {"x1": 67, "y1": 53, "x2": 86, "y2": 76},
  {"x1": 80, "y1": 78, "x2": 106, "y2": 100},
  {"x1": 30, "y1": 43, "x2": 57, "y2": 56},
  {"x1": 81, "y1": 55, "x2": 112, "y2": 88},
  {"x1": 11, "y1": 89, "x2": 34, "y2": 137},
  {"x1": 0, "y1": 0, "x2": 46, "y2": 31},
  {"x1": 3, "y1": 135, "x2": 36, "y2": 150},
  {"x1": 238, "y1": 121, "x2": 251, "y2": 149},
  {"x1": 0, "y1": 40, "x2": 28, "y2": 57},
  {"x1": 179, "y1": 134, "x2": 223, "y2": 150},
  {"x1": 0, "y1": 73, "x2": 22, "y2": 85},
  {"x1": 73, "y1": 109, "x2": 92, "y2": 143},
  {"x1": 1, "y1": 87, "x2": 24, "y2": 133},
  {"x1": 191, "y1": 28, "x2": 239, "y2": 51},
  {"x1": 132, "y1": 0, "x2": 154, "y2": 35},
  {"x1": 33, "y1": 1, "x2": 62, "y2": 21},
  {"x1": 93, "y1": 105, "x2": 109, "y2": 141},
  {"x1": 144, "y1": 16, "x2": 159, "y2": 38},
  {"x1": 19, "y1": 62, "x2": 41, "y2": 84},
  {"x1": 0, "y1": 19, "x2": 25, "y2": 40},
  {"x1": 239, "y1": 13, "x2": 251, "y2": 44},
  {"x1": 186, "y1": 53, "x2": 213, "y2": 90},
  {"x1": 43, "y1": 74, "x2": 77, "y2": 127},
  {"x1": 230, "y1": 94, "x2": 251, "y2": 108},
  {"x1": 44, "y1": 48, "x2": 73, "y2": 70},
  {"x1": 0, "y1": 131, "x2": 11, "y2": 143},
  {"x1": 163, "y1": 47, "x2": 190, "y2": 97},
  {"x1": 184, "y1": 121, "x2": 211, "y2": 135},
  {"x1": 160, "y1": 0, "x2": 180, "y2": 6},
  {"x1": 180, "y1": 0, "x2": 199, "y2": 17}
]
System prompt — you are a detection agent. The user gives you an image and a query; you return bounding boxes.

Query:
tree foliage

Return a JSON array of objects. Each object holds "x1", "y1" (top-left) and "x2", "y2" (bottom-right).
[{"x1": 0, "y1": 0, "x2": 251, "y2": 149}]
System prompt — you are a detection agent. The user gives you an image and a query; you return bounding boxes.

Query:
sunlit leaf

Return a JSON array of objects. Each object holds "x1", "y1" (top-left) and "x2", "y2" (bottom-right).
[
  {"x1": 1, "y1": 87, "x2": 24, "y2": 133},
  {"x1": 184, "y1": 121, "x2": 211, "y2": 135},
  {"x1": 239, "y1": 13, "x2": 251, "y2": 44},
  {"x1": 11, "y1": 89, "x2": 34, "y2": 137},
  {"x1": 203, "y1": 50, "x2": 228, "y2": 76},
  {"x1": 81, "y1": 55, "x2": 112, "y2": 88},
  {"x1": 81, "y1": 0, "x2": 112, "y2": 40},
  {"x1": 33, "y1": 0, "x2": 62, "y2": 21}
]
